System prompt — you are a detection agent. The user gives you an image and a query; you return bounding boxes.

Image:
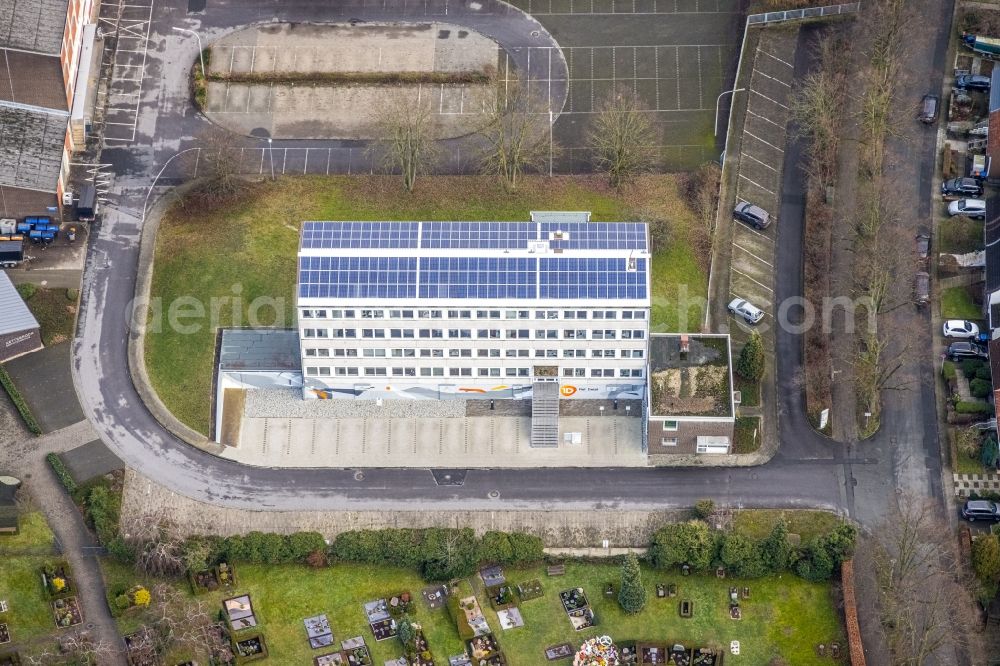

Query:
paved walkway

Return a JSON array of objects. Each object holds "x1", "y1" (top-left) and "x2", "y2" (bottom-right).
[{"x1": 954, "y1": 472, "x2": 1000, "y2": 496}]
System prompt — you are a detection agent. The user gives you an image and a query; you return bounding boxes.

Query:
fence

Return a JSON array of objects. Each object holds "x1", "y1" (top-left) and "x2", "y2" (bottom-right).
[{"x1": 748, "y1": 2, "x2": 861, "y2": 25}]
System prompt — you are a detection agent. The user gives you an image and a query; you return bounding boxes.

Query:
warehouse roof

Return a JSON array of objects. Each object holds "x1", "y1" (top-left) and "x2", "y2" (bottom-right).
[{"x1": 0, "y1": 270, "x2": 38, "y2": 336}]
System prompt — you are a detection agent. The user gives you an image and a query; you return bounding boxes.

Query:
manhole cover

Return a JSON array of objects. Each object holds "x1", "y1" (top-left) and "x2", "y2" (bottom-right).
[
  {"x1": 431, "y1": 470, "x2": 467, "y2": 486},
  {"x1": 354, "y1": 471, "x2": 365, "y2": 481},
  {"x1": 86, "y1": 622, "x2": 95, "y2": 630},
  {"x1": 488, "y1": 490, "x2": 501, "y2": 499},
  {"x1": 531, "y1": 30, "x2": 541, "y2": 38}
]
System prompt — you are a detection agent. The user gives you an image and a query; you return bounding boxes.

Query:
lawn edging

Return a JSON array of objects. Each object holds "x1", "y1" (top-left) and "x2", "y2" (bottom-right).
[
  {"x1": 128, "y1": 180, "x2": 224, "y2": 454},
  {"x1": 0, "y1": 364, "x2": 42, "y2": 435},
  {"x1": 46, "y1": 453, "x2": 78, "y2": 495}
]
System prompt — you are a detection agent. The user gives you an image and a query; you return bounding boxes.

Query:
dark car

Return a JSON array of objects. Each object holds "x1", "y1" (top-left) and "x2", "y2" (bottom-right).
[
  {"x1": 961, "y1": 499, "x2": 1000, "y2": 522},
  {"x1": 956, "y1": 74, "x2": 991, "y2": 91},
  {"x1": 947, "y1": 341, "x2": 988, "y2": 360},
  {"x1": 941, "y1": 177, "x2": 984, "y2": 197},
  {"x1": 733, "y1": 202, "x2": 771, "y2": 230},
  {"x1": 919, "y1": 94, "x2": 939, "y2": 124}
]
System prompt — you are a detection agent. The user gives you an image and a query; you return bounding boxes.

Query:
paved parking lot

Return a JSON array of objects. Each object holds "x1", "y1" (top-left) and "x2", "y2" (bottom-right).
[
  {"x1": 99, "y1": 0, "x2": 154, "y2": 144},
  {"x1": 507, "y1": 0, "x2": 740, "y2": 169},
  {"x1": 727, "y1": 28, "x2": 799, "y2": 336}
]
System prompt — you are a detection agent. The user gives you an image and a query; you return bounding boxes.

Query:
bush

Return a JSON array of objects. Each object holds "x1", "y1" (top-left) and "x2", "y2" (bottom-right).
[
  {"x1": 481, "y1": 531, "x2": 544, "y2": 566},
  {"x1": 693, "y1": 499, "x2": 715, "y2": 520},
  {"x1": 977, "y1": 364, "x2": 993, "y2": 381},
  {"x1": 819, "y1": 523, "x2": 857, "y2": 564},
  {"x1": 982, "y1": 435, "x2": 999, "y2": 469},
  {"x1": 287, "y1": 532, "x2": 326, "y2": 562},
  {"x1": 85, "y1": 485, "x2": 121, "y2": 547},
  {"x1": 736, "y1": 332, "x2": 765, "y2": 382},
  {"x1": 941, "y1": 361, "x2": 956, "y2": 382},
  {"x1": 795, "y1": 539, "x2": 835, "y2": 582},
  {"x1": 649, "y1": 521, "x2": 716, "y2": 572},
  {"x1": 719, "y1": 532, "x2": 768, "y2": 578},
  {"x1": 618, "y1": 553, "x2": 647, "y2": 614},
  {"x1": 957, "y1": 401, "x2": 995, "y2": 415},
  {"x1": 420, "y1": 528, "x2": 479, "y2": 581},
  {"x1": 15, "y1": 283, "x2": 36, "y2": 300},
  {"x1": 132, "y1": 587, "x2": 151, "y2": 607},
  {"x1": 973, "y1": 534, "x2": 1000, "y2": 585},
  {"x1": 46, "y1": 453, "x2": 77, "y2": 494},
  {"x1": 760, "y1": 521, "x2": 791, "y2": 572},
  {"x1": 971, "y1": 378, "x2": 993, "y2": 399},
  {"x1": 0, "y1": 365, "x2": 42, "y2": 435},
  {"x1": 962, "y1": 359, "x2": 985, "y2": 379},
  {"x1": 113, "y1": 593, "x2": 131, "y2": 614},
  {"x1": 305, "y1": 550, "x2": 329, "y2": 568},
  {"x1": 332, "y1": 530, "x2": 385, "y2": 563}
]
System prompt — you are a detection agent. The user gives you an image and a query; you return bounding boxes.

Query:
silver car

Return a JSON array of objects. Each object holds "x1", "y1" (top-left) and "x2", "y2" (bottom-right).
[{"x1": 728, "y1": 298, "x2": 764, "y2": 324}]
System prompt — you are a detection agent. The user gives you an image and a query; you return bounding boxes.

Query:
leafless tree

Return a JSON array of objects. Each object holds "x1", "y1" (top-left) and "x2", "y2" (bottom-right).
[
  {"x1": 121, "y1": 510, "x2": 185, "y2": 578},
  {"x1": 197, "y1": 126, "x2": 244, "y2": 200},
  {"x1": 476, "y1": 75, "x2": 554, "y2": 191},
  {"x1": 857, "y1": 496, "x2": 979, "y2": 665},
  {"x1": 370, "y1": 95, "x2": 441, "y2": 193},
  {"x1": 587, "y1": 86, "x2": 658, "y2": 188},
  {"x1": 791, "y1": 33, "x2": 848, "y2": 186},
  {"x1": 25, "y1": 631, "x2": 121, "y2": 666}
]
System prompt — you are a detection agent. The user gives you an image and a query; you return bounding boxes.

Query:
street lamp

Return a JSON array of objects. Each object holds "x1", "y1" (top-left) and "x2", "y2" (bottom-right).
[
  {"x1": 714, "y1": 87, "x2": 746, "y2": 138},
  {"x1": 172, "y1": 27, "x2": 205, "y2": 79},
  {"x1": 548, "y1": 109, "x2": 554, "y2": 177},
  {"x1": 267, "y1": 138, "x2": 275, "y2": 181}
]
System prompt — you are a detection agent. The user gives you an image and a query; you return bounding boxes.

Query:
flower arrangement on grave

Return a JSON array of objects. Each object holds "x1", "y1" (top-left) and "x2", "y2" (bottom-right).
[{"x1": 574, "y1": 636, "x2": 619, "y2": 666}]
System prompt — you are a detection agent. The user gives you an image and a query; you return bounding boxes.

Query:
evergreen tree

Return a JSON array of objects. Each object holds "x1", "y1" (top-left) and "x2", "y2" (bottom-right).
[
  {"x1": 618, "y1": 553, "x2": 647, "y2": 614},
  {"x1": 760, "y1": 520, "x2": 791, "y2": 572},
  {"x1": 736, "y1": 331, "x2": 765, "y2": 381}
]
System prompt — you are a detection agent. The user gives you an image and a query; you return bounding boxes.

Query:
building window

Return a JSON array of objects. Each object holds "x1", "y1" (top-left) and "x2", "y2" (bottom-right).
[
  {"x1": 362, "y1": 349, "x2": 387, "y2": 358},
  {"x1": 535, "y1": 310, "x2": 559, "y2": 319},
  {"x1": 592, "y1": 330, "x2": 616, "y2": 340},
  {"x1": 390, "y1": 329, "x2": 415, "y2": 338},
  {"x1": 364, "y1": 367, "x2": 387, "y2": 376},
  {"x1": 302, "y1": 309, "x2": 328, "y2": 319},
  {"x1": 447, "y1": 310, "x2": 472, "y2": 319},
  {"x1": 303, "y1": 328, "x2": 329, "y2": 338},
  {"x1": 661, "y1": 437, "x2": 678, "y2": 447},
  {"x1": 361, "y1": 309, "x2": 384, "y2": 319},
  {"x1": 535, "y1": 330, "x2": 558, "y2": 339},
  {"x1": 418, "y1": 309, "x2": 443, "y2": 319},
  {"x1": 564, "y1": 329, "x2": 587, "y2": 339},
  {"x1": 476, "y1": 310, "x2": 501, "y2": 319},
  {"x1": 361, "y1": 329, "x2": 386, "y2": 338},
  {"x1": 419, "y1": 329, "x2": 444, "y2": 339},
  {"x1": 663, "y1": 421, "x2": 678, "y2": 431},
  {"x1": 478, "y1": 329, "x2": 501, "y2": 339},
  {"x1": 506, "y1": 329, "x2": 530, "y2": 339},
  {"x1": 306, "y1": 367, "x2": 318, "y2": 376},
  {"x1": 449, "y1": 349, "x2": 473, "y2": 358},
  {"x1": 564, "y1": 310, "x2": 588, "y2": 319},
  {"x1": 620, "y1": 368, "x2": 643, "y2": 377},
  {"x1": 304, "y1": 348, "x2": 330, "y2": 357},
  {"x1": 621, "y1": 349, "x2": 643, "y2": 358},
  {"x1": 447, "y1": 329, "x2": 472, "y2": 338}
]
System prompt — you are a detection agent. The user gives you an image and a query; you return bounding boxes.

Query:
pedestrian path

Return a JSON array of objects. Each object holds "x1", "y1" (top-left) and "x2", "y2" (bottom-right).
[{"x1": 954, "y1": 472, "x2": 1000, "y2": 496}]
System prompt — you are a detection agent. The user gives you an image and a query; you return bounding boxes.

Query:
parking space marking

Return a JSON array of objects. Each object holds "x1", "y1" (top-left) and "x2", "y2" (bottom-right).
[
  {"x1": 739, "y1": 173, "x2": 776, "y2": 196},
  {"x1": 750, "y1": 88, "x2": 790, "y2": 110},
  {"x1": 733, "y1": 243, "x2": 773, "y2": 266},
  {"x1": 754, "y1": 69, "x2": 791, "y2": 88},
  {"x1": 731, "y1": 269, "x2": 774, "y2": 293},
  {"x1": 732, "y1": 221, "x2": 774, "y2": 242},
  {"x1": 759, "y1": 49, "x2": 794, "y2": 68},
  {"x1": 743, "y1": 131, "x2": 784, "y2": 153},
  {"x1": 675, "y1": 46, "x2": 681, "y2": 110},
  {"x1": 697, "y1": 45, "x2": 703, "y2": 108},
  {"x1": 740, "y1": 151, "x2": 778, "y2": 172},
  {"x1": 746, "y1": 108, "x2": 785, "y2": 129}
]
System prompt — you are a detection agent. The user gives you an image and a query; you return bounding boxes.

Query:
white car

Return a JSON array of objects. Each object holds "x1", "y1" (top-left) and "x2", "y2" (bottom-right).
[
  {"x1": 948, "y1": 198, "x2": 986, "y2": 219},
  {"x1": 943, "y1": 319, "x2": 980, "y2": 339},
  {"x1": 728, "y1": 298, "x2": 764, "y2": 325}
]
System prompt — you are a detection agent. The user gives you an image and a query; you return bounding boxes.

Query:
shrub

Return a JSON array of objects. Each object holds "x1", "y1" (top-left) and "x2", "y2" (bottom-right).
[
  {"x1": 618, "y1": 553, "x2": 647, "y2": 614},
  {"x1": 16, "y1": 283, "x2": 36, "y2": 300},
  {"x1": 46, "y1": 453, "x2": 77, "y2": 494},
  {"x1": 420, "y1": 528, "x2": 479, "y2": 581},
  {"x1": 819, "y1": 523, "x2": 857, "y2": 564},
  {"x1": 977, "y1": 364, "x2": 993, "y2": 381},
  {"x1": 85, "y1": 486, "x2": 121, "y2": 547},
  {"x1": 481, "y1": 531, "x2": 514, "y2": 563},
  {"x1": 649, "y1": 521, "x2": 716, "y2": 572},
  {"x1": 973, "y1": 534, "x2": 1000, "y2": 585},
  {"x1": 113, "y1": 593, "x2": 131, "y2": 614},
  {"x1": 719, "y1": 532, "x2": 768, "y2": 578},
  {"x1": 956, "y1": 401, "x2": 995, "y2": 415},
  {"x1": 305, "y1": 550, "x2": 329, "y2": 568},
  {"x1": 971, "y1": 378, "x2": 993, "y2": 399},
  {"x1": 962, "y1": 359, "x2": 985, "y2": 379},
  {"x1": 287, "y1": 532, "x2": 326, "y2": 562},
  {"x1": 481, "y1": 531, "x2": 544, "y2": 566},
  {"x1": 795, "y1": 539, "x2": 835, "y2": 582},
  {"x1": 182, "y1": 537, "x2": 214, "y2": 573},
  {"x1": 736, "y1": 332, "x2": 765, "y2": 382},
  {"x1": 132, "y1": 587, "x2": 151, "y2": 607},
  {"x1": 760, "y1": 520, "x2": 791, "y2": 572},
  {"x1": 332, "y1": 530, "x2": 384, "y2": 563},
  {"x1": 0, "y1": 365, "x2": 42, "y2": 435},
  {"x1": 941, "y1": 361, "x2": 956, "y2": 382},
  {"x1": 693, "y1": 499, "x2": 715, "y2": 520},
  {"x1": 982, "y1": 435, "x2": 999, "y2": 469}
]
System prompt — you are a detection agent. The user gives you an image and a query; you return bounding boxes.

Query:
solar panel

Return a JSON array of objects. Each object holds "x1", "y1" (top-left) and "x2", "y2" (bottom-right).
[
  {"x1": 541, "y1": 222, "x2": 647, "y2": 250},
  {"x1": 420, "y1": 222, "x2": 538, "y2": 249},
  {"x1": 297, "y1": 256, "x2": 418, "y2": 298},
  {"x1": 419, "y1": 257, "x2": 537, "y2": 299},
  {"x1": 300, "y1": 222, "x2": 420, "y2": 249},
  {"x1": 538, "y1": 257, "x2": 647, "y2": 300}
]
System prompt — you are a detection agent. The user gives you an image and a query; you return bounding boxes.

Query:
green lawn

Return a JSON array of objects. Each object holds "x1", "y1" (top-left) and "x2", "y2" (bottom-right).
[
  {"x1": 732, "y1": 510, "x2": 844, "y2": 544},
  {"x1": 939, "y1": 218, "x2": 984, "y2": 254},
  {"x1": 733, "y1": 416, "x2": 761, "y2": 454},
  {"x1": 102, "y1": 558, "x2": 843, "y2": 665},
  {"x1": 0, "y1": 513, "x2": 61, "y2": 647},
  {"x1": 734, "y1": 375, "x2": 760, "y2": 408},
  {"x1": 941, "y1": 286, "x2": 981, "y2": 321},
  {"x1": 15, "y1": 285, "x2": 78, "y2": 346},
  {"x1": 147, "y1": 175, "x2": 708, "y2": 434}
]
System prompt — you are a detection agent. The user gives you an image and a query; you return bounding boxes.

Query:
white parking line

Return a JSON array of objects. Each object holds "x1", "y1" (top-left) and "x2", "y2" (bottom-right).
[
  {"x1": 733, "y1": 243, "x2": 773, "y2": 266},
  {"x1": 746, "y1": 108, "x2": 785, "y2": 129},
  {"x1": 750, "y1": 88, "x2": 790, "y2": 110},
  {"x1": 743, "y1": 131, "x2": 784, "y2": 153},
  {"x1": 754, "y1": 69, "x2": 792, "y2": 88},
  {"x1": 739, "y1": 173, "x2": 776, "y2": 195},
  {"x1": 741, "y1": 151, "x2": 778, "y2": 172},
  {"x1": 759, "y1": 49, "x2": 794, "y2": 68},
  {"x1": 731, "y1": 268, "x2": 774, "y2": 293},
  {"x1": 732, "y1": 221, "x2": 775, "y2": 241}
]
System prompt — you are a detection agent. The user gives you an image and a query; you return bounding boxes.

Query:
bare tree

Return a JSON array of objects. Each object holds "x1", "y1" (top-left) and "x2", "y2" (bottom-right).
[
  {"x1": 857, "y1": 497, "x2": 979, "y2": 665},
  {"x1": 477, "y1": 75, "x2": 554, "y2": 192},
  {"x1": 588, "y1": 87, "x2": 657, "y2": 188},
  {"x1": 370, "y1": 95, "x2": 440, "y2": 193},
  {"x1": 120, "y1": 510, "x2": 185, "y2": 578},
  {"x1": 25, "y1": 632, "x2": 120, "y2": 666},
  {"x1": 197, "y1": 126, "x2": 244, "y2": 200}
]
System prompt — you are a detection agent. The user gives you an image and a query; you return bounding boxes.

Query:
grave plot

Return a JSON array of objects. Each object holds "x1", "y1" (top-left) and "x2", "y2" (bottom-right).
[
  {"x1": 363, "y1": 599, "x2": 397, "y2": 641},
  {"x1": 304, "y1": 613, "x2": 334, "y2": 649},
  {"x1": 559, "y1": 588, "x2": 595, "y2": 631}
]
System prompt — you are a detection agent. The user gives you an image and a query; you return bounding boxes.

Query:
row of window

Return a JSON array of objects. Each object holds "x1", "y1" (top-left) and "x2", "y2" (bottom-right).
[
  {"x1": 304, "y1": 348, "x2": 645, "y2": 359},
  {"x1": 302, "y1": 328, "x2": 646, "y2": 340},
  {"x1": 301, "y1": 309, "x2": 647, "y2": 321},
  {"x1": 305, "y1": 366, "x2": 644, "y2": 378}
]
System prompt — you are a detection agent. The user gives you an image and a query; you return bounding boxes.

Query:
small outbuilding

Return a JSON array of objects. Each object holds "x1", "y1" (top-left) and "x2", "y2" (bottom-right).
[{"x1": 0, "y1": 272, "x2": 41, "y2": 363}]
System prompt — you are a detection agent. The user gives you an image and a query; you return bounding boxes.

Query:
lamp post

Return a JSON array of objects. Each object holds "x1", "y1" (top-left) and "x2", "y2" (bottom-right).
[
  {"x1": 548, "y1": 109, "x2": 554, "y2": 177},
  {"x1": 714, "y1": 87, "x2": 746, "y2": 138},
  {"x1": 267, "y1": 138, "x2": 275, "y2": 181},
  {"x1": 171, "y1": 27, "x2": 205, "y2": 79}
]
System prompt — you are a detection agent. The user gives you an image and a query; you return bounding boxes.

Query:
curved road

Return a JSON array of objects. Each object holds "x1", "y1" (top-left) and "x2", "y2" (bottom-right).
[{"x1": 71, "y1": 1, "x2": 946, "y2": 522}]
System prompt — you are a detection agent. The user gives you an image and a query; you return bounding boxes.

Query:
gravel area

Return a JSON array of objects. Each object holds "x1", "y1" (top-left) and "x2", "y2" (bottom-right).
[
  {"x1": 0, "y1": 391, "x2": 28, "y2": 469},
  {"x1": 245, "y1": 388, "x2": 467, "y2": 419}
]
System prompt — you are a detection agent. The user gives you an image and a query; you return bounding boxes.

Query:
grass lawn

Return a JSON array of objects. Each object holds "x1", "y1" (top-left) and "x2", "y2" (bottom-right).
[
  {"x1": 732, "y1": 510, "x2": 844, "y2": 543},
  {"x1": 0, "y1": 513, "x2": 61, "y2": 647},
  {"x1": 733, "y1": 416, "x2": 761, "y2": 454},
  {"x1": 148, "y1": 175, "x2": 708, "y2": 434},
  {"x1": 939, "y1": 218, "x2": 984, "y2": 254},
  {"x1": 14, "y1": 285, "x2": 78, "y2": 346},
  {"x1": 102, "y1": 558, "x2": 842, "y2": 665},
  {"x1": 941, "y1": 286, "x2": 981, "y2": 321},
  {"x1": 734, "y1": 375, "x2": 760, "y2": 408}
]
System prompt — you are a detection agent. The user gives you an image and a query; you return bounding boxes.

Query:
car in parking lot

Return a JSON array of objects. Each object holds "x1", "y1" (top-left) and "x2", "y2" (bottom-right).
[
  {"x1": 941, "y1": 177, "x2": 984, "y2": 197},
  {"x1": 733, "y1": 202, "x2": 771, "y2": 230},
  {"x1": 948, "y1": 198, "x2": 986, "y2": 219},
  {"x1": 728, "y1": 298, "x2": 764, "y2": 325},
  {"x1": 947, "y1": 341, "x2": 988, "y2": 360},
  {"x1": 943, "y1": 320, "x2": 981, "y2": 339},
  {"x1": 961, "y1": 499, "x2": 1000, "y2": 522},
  {"x1": 956, "y1": 73, "x2": 991, "y2": 91}
]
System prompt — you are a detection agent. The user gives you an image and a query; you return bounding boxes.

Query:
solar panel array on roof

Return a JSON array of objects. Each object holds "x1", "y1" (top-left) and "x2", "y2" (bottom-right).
[
  {"x1": 419, "y1": 257, "x2": 536, "y2": 299},
  {"x1": 539, "y1": 257, "x2": 647, "y2": 300},
  {"x1": 300, "y1": 222, "x2": 419, "y2": 249},
  {"x1": 298, "y1": 256, "x2": 418, "y2": 298},
  {"x1": 541, "y1": 222, "x2": 647, "y2": 250},
  {"x1": 421, "y1": 222, "x2": 538, "y2": 249}
]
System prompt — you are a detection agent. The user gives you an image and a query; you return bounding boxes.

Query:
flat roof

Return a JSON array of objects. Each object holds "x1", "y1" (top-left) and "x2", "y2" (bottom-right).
[
  {"x1": 648, "y1": 334, "x2": 734, "y2": 418},
  {"x1": 0, "y1": 105, "x2": 67, "y2": 192},
  {"x1": 219, "y1": 329, "x2": 300, "y2": 371},
  {"x1": 0, "y1": 0, "x2": 68, "y2": 54},
  {"x1": 0, "y1": 50, "x2": 67, "y2": 110},
  {"x1": 0, "y1": 270, "x2": 39, "y2": 336}
]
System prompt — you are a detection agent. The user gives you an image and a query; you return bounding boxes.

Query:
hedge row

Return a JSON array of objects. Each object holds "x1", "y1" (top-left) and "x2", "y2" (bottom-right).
[
  {"x1": 45, "y1": 453, "x2": 77, "y2": 494},
  {"x1": 648, "y1": 519, "x2": 857, "y2": 583},
  {"x1": 0, "y1": 365, "x2": 41, "y2": 435},
  {"x1": 332, "y1": 528, "x2": 544, "y2": 582}
]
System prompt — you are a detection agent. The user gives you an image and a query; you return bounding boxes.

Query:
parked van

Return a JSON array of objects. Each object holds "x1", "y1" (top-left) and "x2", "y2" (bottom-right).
[
  {"x1": 919, "y1": 94, "x2": 939, "y2": 123},
  {"x1": 76, "y1": 184, "x2": 97, "y2": 222}
]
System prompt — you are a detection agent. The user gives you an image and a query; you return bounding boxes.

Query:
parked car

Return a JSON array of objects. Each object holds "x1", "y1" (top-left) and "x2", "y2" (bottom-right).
[
  {"x1": 948, "y1": 198, "x2": 987, "y2": 219},
  {"x1": 732, "y1": 202, "x2": 771, "y2": 230},
  {"x1": 915, "y1": 232, "x2": 931, "y2": 260},
  {"x1": 947, "y1": 341, "x2": 988, "y2": 360},
  {"x1": 918, "y1": 94, "x2": 939, "y2": 123},
  {"x1": 961, "y1": 499, "x2": 1000, "y2": 522},
  {"x1": 942, "y1": 177, "x2": 984, "y2": 197},
  {"x1": 728, "y1": 298, "x2": 764, "y2": 325},
  {"x1": 943, "y1": 320, "x2": 981, "y2": 339},
  {"x1": 956, "y1": 73, "x2": 991, "y2": 91}
]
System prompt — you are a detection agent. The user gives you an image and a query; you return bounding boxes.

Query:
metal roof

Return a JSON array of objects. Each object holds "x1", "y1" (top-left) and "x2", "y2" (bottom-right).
[
  {"x1": 986, "y1": 198, "x2": 1000, "y2": 294},
  {"x1": 0, "y1": 270, "x2": 38, "y2": 336},
  {"x1": 219, "y1": 329, "x2": 300, "y2": 371},
  {"x1": 991, "y1": 68, "x2": 1000, "y2": 113}
]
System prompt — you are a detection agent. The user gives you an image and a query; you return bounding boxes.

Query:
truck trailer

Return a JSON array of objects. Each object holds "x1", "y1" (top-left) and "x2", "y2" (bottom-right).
[
  {"x1": 963, "y1": 34, "x2": 1000, "y2": 59},
  {"x1": 0, "y1": 239, "x2": 24, "y2": 268}
]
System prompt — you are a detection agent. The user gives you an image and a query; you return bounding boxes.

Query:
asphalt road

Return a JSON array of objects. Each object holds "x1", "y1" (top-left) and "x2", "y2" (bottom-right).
[{"x1": 70, "y1": 0, "x2": 948, "y2": 523}]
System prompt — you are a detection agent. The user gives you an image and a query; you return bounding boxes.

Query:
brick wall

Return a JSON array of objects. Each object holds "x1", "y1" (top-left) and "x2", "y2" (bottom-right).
[
  {"x1": 60, "y1": 0, "x2": 96, "y2": 108},
  {"x1": 841, "y1": 559, "x2": 867, "y2": 666}
]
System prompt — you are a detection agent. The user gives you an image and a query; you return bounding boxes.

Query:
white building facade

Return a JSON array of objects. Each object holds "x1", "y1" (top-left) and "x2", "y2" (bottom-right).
[{"x1": 296, "y1": 220, "x2": 651, "y2": 401}]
